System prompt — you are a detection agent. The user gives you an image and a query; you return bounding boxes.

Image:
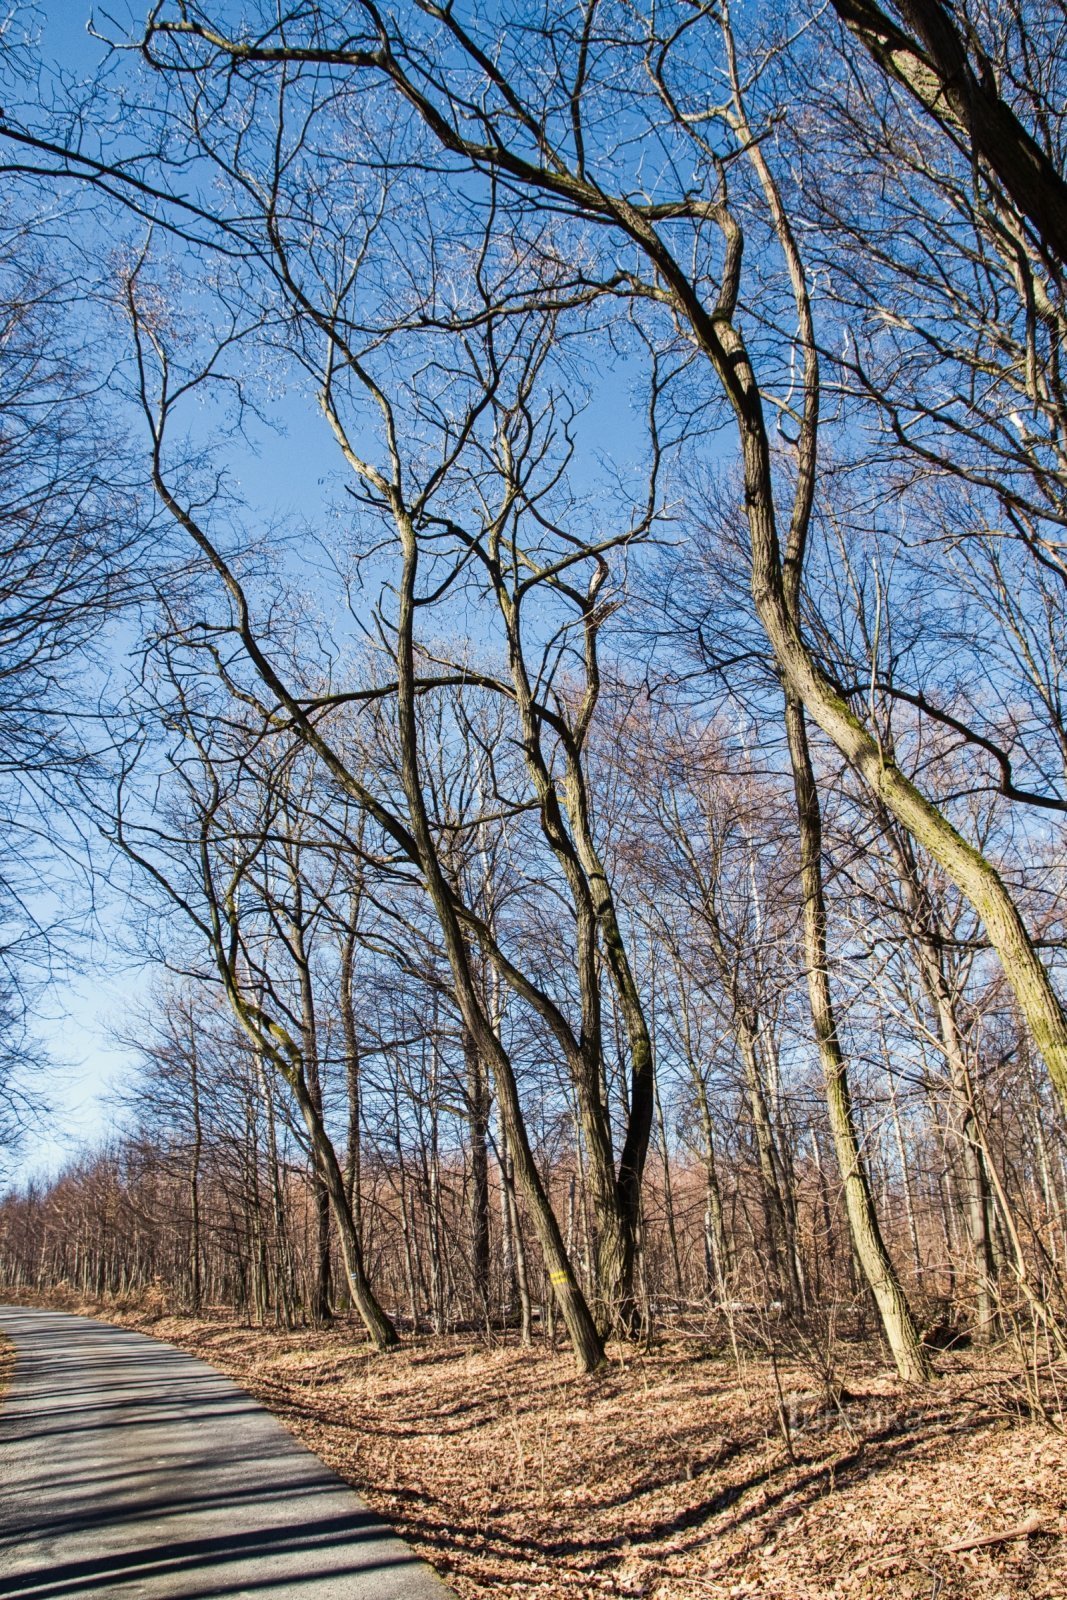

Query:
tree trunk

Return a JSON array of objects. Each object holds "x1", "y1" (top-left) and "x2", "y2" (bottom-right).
[
  {"x1": 299, "y1": 1090, "x2": 398, "y2": 1349},
  {"x1": 783, "y1": 688, "x2": 930, "y2": 1382},
  {"x1": 737, "y1": 1013, "x2": 804, "y2": 1311},
  {"x1": 291, "y1": 895, "x2": 332, "y2": 1324},
  {"x1": 340, "y1": 912, "x2": 364, "y2": 1244},
  {"x1": 827, "y1": 0, "x2": 1067, "y2": 268},
  {"x1": 187, "y1": 1031, "x2": 203, "y2": 1315},
  {"x1": 390, "y1": 507, "x2": 604, "y2": 1372},
  {"x1": 463, "y1": 1027, "x2": 492, "y2": 1315},
  {"x1": 755, "y1": 564, "x2": 1067, "y2": 1124},
  {"x1": 883, "y1": 820, "x2": 998, "y2": 1336},
  {"x1": 501, "y1": 1145, "x2": 533, "y2": 1346}
]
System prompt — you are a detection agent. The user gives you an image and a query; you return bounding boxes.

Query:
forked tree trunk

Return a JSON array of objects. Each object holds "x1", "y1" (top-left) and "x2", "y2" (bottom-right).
[
  {"x1": 391, "y1": 510, "x2": 604, "y2": 1373},
  {"x1": 296, "y1": 1083, "x2": 398, "y2": 1350},
  {"x1": 225, "y1": 991, "x2": 397, "y2": 1350},
  {"x1": 499, "y1": 584, "x2": 654, "y2": 1333},
  {"x1": 827, "y1": 0, "x2": 1067, "y2": 267}
]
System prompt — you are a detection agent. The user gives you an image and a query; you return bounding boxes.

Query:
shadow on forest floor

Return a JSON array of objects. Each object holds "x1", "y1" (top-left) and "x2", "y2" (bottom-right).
[{"x1": 7, "y1": 1294, "x2": 1066, "y2": 1600}]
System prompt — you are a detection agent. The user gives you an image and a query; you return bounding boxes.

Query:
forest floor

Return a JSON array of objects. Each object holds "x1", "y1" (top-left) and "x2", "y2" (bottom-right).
[{"x1": 6, "y1": 1293, "x2": 1067, "y2": 1599}]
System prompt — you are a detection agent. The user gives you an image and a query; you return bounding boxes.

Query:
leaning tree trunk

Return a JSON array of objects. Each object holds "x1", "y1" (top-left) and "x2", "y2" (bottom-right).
[
  {"x1": 289, "y1": 1066, "x2": 398, "y2": 1350},
  {"x1": 223, "y1": 983, "x2": 398, "y2": 1351},
  {"x1": 633, "y1": 81, "x2": 1067, "y2": 1130},
  {"x1": 783, "y1": 688, "x2": 931, "y2": 1383},
  {"x1": 751, "y1": 533, "x2": 1067, "y2": 1123}
]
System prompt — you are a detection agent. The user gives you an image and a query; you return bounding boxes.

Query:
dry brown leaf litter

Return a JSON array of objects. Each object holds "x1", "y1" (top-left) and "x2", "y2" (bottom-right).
[
  {"x1": 0, "y1": 1331, "x2": 13, "y2": 1399},
  {"x1": 10, "y1": 1296, "x2": 1067, "y2": 1598}
]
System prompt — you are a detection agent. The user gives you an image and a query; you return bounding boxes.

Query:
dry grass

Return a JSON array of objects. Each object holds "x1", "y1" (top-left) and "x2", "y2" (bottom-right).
[{"x1": 54, "y1": 1304, "x2": 1060, "y2": 1600}]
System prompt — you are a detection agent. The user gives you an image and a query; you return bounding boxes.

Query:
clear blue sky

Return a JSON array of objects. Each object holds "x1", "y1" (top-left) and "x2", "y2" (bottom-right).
[
  {"x1": 10, "y1": 3, "x2": 359, "y2": 1182},
  {"x1": 9, "y1": 0, "x2": 661, "y2": 1185}
]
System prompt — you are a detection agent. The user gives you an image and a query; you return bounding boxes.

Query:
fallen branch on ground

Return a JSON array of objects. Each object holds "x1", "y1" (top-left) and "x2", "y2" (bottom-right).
[{"x1": 944, "y1": 1511, "x2": 1044, "y2": 1552}]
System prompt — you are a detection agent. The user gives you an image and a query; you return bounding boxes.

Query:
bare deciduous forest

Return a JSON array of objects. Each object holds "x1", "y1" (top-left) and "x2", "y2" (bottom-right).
[{"x1": 2, "y1": 0, "x2": 1067, "y2": 1592}]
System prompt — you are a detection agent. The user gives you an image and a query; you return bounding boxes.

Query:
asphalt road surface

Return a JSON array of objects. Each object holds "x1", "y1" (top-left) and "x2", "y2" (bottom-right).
[{"x1": 0, "y1": 1306, "x2": 455, "y2": 1599}]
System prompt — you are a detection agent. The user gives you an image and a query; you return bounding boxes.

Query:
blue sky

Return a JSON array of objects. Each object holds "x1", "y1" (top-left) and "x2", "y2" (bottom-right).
[
  {"x1": 7, "y1": 2, "x2": 364, "y2": 1180},
  {"x1": 6, "y1": 0, "x2": 695, "y2": 1184}
]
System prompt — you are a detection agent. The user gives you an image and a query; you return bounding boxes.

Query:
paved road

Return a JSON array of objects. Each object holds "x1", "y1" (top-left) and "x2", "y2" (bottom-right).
[{"x1": 0, "y1": 1306, "x2": 454, "y2": 1599}]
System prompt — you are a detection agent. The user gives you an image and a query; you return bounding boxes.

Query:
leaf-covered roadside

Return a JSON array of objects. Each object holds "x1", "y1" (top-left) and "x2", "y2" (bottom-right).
[
  {"x1": 85, "y1": 1306, "x2": 1067, "y2": 1600},
  {"x1": 0, "y1": 1331, "x2": 12, "y2": 1400}
]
